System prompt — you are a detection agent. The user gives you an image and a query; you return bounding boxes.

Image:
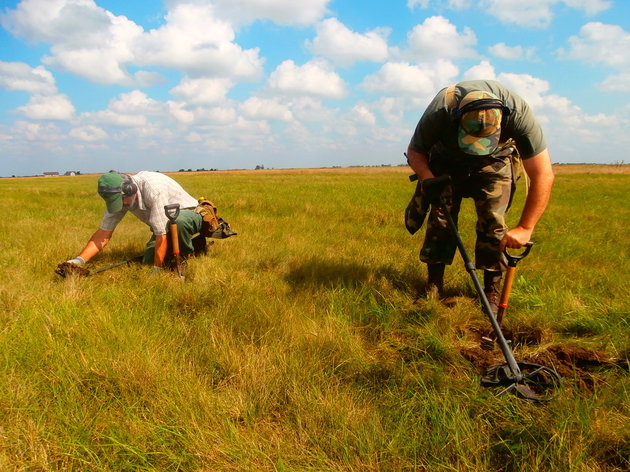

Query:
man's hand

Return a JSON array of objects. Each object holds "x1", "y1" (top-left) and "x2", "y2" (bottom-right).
[
  {"x1": 66, "y1": 256, "x2": 86, "y2": 266},
  {"x1": 500, "y1": 226, "x2": 533, "y2": 251}
]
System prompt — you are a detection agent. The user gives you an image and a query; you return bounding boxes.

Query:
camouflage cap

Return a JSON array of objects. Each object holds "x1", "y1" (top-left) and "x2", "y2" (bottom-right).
[{"x1": 457, "y1": 91, "x2": 503, "y2": 156}]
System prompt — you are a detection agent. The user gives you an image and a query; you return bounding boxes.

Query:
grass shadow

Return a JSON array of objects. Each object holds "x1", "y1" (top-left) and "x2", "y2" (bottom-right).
[{"x1": 284, "y1": 256, "x2": 421, "y2": 295}]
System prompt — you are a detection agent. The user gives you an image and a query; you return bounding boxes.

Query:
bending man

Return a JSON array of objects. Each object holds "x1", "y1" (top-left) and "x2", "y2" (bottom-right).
[
  {"x1": 406, "y1": 80, "x2": 554, "y2": 312},
  {"x1": 66, "y1": 171, "x2": 210, "y2": 271}
]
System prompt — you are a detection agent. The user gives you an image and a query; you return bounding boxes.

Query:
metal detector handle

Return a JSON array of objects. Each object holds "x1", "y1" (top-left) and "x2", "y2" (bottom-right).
[{"x1": 164, "y1": 204, "x2": 180, "y2": 224}]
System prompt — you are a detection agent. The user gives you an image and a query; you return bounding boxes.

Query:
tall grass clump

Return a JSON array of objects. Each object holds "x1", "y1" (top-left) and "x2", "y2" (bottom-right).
[{"x1": 0, "y1": 166, "x2": 627, "y2": 471}]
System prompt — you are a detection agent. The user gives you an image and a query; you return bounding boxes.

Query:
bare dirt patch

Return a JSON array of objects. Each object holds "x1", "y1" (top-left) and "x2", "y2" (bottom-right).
[{"x1": 460, "y1": 341, "x2": 625, "y2": 390}]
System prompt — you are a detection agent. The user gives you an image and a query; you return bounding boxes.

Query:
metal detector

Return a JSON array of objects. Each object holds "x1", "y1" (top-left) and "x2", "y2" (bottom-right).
[
  {"x1": 55, "y1": 256, "x2": 142, "y2": 278},
  {"x1": 422, "y1": 175, "x2": 561, "y2": 402}
]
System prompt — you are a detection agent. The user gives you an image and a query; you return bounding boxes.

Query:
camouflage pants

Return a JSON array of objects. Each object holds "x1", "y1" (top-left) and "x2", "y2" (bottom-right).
[{"x1": 419, "y1": 154, "x2": 514, "y2": 271}]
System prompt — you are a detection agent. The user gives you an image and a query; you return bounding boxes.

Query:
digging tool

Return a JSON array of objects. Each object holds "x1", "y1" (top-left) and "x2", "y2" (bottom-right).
[
  {"x1": 497, "y1": 242, "x2": 533, "y2": 326},
  {"x1": 55, "y1": 256, "x2": 142, "y2": 278},
  {"x1": 422, "y1": 175, "x2": 561, "y2": 402},
  {"x1": 164, "y1": 203, "x2": 185, "y2": 280}
]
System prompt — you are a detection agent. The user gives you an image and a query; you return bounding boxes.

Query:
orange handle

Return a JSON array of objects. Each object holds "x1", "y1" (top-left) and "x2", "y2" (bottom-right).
[
  {"x1": 170, "y1": 223, "x2": 180, "y2": 255},
  {"x1": 496, "y1": 266, "x2": 516, "y2": 324}
]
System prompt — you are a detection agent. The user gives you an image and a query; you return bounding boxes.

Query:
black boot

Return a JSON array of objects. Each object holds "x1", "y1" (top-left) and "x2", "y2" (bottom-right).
[
  {"x1": 426, "y1": 263, "x2": 445, "y2": 298},
  {"x1": 483, "y1": 270, "x2": 502, "y2": 315}
]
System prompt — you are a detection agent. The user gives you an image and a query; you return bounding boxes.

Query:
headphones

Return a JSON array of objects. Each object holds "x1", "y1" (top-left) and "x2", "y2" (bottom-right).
[
  {"x1": 121, "y1": 177, "x2": 138, "y2": 196},
  {"x1": 450, "y1": 97, "x2": 511, "y2": 127},
  {"x1": 98, "y1": 174, "x2": 138, "y2": 196}
]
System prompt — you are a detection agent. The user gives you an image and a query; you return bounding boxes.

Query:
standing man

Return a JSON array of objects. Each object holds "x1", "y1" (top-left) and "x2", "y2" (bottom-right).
[
  {"x1": 63, "y1": 171, "x2": 221, "y2": 271},
  {"x1": 406, "y1": 80, "x2": 554, "y2": 311}
]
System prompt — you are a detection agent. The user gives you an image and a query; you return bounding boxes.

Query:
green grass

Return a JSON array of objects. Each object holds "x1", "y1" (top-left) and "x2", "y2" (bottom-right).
[{"x1": 0, "y1": 168, "x2": 628, "y2": 471}]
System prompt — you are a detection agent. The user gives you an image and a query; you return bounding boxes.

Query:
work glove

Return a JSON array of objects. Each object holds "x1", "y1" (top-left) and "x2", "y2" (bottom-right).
[
  {"x1": 66, "y1": 256, "x2": 86, "y2": 266},
  {"x1": 421, "y1": 175, "x2": 452, "y2": 205}
]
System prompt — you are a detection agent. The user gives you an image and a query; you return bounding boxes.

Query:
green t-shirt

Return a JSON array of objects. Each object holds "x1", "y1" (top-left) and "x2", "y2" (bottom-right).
[{"x1": 409, "y1": 80, "x2": 547, "y2": 160}]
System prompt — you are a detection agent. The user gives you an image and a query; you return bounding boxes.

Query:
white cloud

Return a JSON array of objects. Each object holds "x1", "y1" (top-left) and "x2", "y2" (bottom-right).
[
  {"x1": 0, "y1": 61, "x2": 57, "y2": 95},
  {"x1": 560, "y1": 22, "x2": 630, "y2": 70},
  {"x1": 348, "y1": 105, "x2": 376, "y2": 126},
  {"x1": 488, "y1": 43, "x2": 537, "y2": 61},
  {"x1": 16, "y1": 94, "x2": 75, "y2": 120},
  {"x1": 201, "y1": 0, "x2": 330, "y2": 26},
  {"x1": 108, "y1": 91, "x2": 163, "y2": 116},
  {"x1": 240, "y1": 97, "x2": 293, "y2": 121},
  {"x1": 167, "y1": 101, "x2": 196, "y2": 124},
  {"x1": 480, "y1": 0, "x2": 611, "y2": 28},
  {"x1": 1, "y1": 1, "x2": 263, "y2": 85},
  {"x1": 559, "y1": 22, "x2": 630, "y2": 92},
  {"x1": 360, "y1": 61, "x2": 458, "y2": 96},
  {"x1": 405, "y1": 16, "x2": 477, "y2": 62},
  {"x1": 134, "y1": 3, "x2": 263, "y2": 80},
  {"x1": 599, "y1": 72, "x2": 630, "y2": 93},
  {"x1": 84, "y1": 110, "x2": 147, "y2": 127},
  {"x1": 12, "y1": 120, "x2": 63, "y2": 142},
  {"x1": 69, "y1": 125, "x2": 108, "y2": 141},
  {"x1": 480, "y1": 0, "x2": 554, "y2": 28},
  {"x1": 462, "y1": 60, "x2": 497, "y2": 81},
  {"x1": 495, "y1": 73, "x2": 551, "y2": 109},
  {"x1": 562, "y1": 0, "x2": 612, "y2": 15},
  {"x1": 407, "y1": 0, "x2": 472, "y2": 8},
  {"x1": 80, "y1": 92, "x2": 162, "y2": 128},
  {"x1": 306, "y1": 18, "x2": 389, "y2": 67},
  {"x1": 268, "y1": 59, "x2": 347, "y2": 98},
  {"x1": 2, "y1": 0, "x2": 143, "y2": 85},
  {"x1": 290, "y1": 97, "x2": 337, "y2": 123},
  {"x1": 407, "y1": 0, "x2": 430, "y2": 8},
  {"x1": 170, "y1": 77, "x2": 234, "y2": 105}
]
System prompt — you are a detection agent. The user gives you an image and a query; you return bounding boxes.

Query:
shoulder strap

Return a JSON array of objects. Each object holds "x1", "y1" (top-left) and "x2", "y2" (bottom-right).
[{"x1": 444, "y1": 85, "x2": 459, "y2": 112}]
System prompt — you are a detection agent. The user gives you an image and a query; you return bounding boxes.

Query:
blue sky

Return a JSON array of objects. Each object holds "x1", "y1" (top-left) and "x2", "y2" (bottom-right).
[{"x1": 0, "y1": 0, "x2": 628, "y2": 176}]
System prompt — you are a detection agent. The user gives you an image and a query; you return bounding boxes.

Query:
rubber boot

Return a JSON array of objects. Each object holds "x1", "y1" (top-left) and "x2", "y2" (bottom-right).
[
  {"x1": 192, "y1": 234, "x2": 208, "y2": 256},
  {"x1": 426, "y1": 263, "x2": 445, "y2": 298},
  {"x1": 483, "y1": 270, "x2": 503, "y2": 315}
]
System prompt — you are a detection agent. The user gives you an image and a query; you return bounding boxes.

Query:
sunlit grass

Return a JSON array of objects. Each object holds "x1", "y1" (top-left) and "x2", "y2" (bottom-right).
[{"x1": 0, "y1": 167, "x2": 628, "y2": 471}]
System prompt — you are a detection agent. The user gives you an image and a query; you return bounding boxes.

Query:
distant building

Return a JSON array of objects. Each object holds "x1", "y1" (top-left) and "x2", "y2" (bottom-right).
[
  {"x1": 64, "y1": 171, "x2": 77, "y2": 176},
  {"x1": 43, "y1": 172, "x2": 60, "y2": 177}
]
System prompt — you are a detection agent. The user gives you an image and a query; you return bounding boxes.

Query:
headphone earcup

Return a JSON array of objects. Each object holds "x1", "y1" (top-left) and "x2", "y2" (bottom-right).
[{"x1": 122, "y1": 180, "x2": 137, "y2": 196}]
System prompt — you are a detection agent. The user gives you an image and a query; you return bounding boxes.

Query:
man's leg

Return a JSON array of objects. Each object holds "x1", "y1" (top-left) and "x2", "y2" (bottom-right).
[
  {"x1": 174, "y1": 210, "x2": 204, "y2": 257},
  {"x1": 419, "y1": 182, "x2": 462, "y2": 297},
  {"x1": 471, "y1": 159, "x2": 513, "y2": 313}
]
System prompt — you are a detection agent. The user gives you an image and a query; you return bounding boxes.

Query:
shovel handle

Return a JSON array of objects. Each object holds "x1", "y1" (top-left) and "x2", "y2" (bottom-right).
[
  {"x1": 164, "y1": 204, "x2": 180, "y2": 224},
  {"x1": 503, "y1": 241, "x2": 533, "y2": 267}
]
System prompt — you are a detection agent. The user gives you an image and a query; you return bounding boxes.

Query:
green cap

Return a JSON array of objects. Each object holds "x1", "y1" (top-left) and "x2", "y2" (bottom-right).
[
  {"x1": 97, "y1": 172, "x2": 124, "y2": 213},
  {"x1": 457, "y1": 91, "x2": 503, "y2": 156}
]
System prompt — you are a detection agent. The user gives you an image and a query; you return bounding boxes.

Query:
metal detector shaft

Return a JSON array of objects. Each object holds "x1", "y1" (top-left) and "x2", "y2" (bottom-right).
[
  {"x1": 438, "y1": 195, "x2": 523, "y2": 381},
  {"x1": 87, "y1": 260, "x2": 131, "y2": 276}
]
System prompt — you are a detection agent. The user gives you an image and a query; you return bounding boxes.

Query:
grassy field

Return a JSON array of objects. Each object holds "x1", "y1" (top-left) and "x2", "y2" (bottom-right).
[{"x1": 0, "y1": 166, "x2": 628, "y2": 471}]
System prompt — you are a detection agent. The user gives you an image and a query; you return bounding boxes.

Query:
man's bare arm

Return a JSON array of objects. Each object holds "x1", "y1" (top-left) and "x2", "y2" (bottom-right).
[
  {"x1": 501, "y1": 149, "x2": 554, "y2": 250},
  {"x1": 406, "y1": 146, "x2": 435, "y2": 181}
]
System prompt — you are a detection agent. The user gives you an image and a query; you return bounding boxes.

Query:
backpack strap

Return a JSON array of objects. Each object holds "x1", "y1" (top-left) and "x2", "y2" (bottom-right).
[{"x1": 444, "y1": 85, "x2": 459, "y2": 114}]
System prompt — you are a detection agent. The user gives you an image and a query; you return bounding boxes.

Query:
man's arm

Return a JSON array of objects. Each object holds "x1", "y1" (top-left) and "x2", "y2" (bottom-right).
[
  {"x1": 500, "y1": 149, "x2": 554, "y2": 250},
  {"x1": 406, "y1": 146, "x2": 435, "y2": 181},
  {"x1": 77, "y1": 228, "x2": 114, "y2": 263},
  {"x1": 153, "y1": 234, "x2": 168, "y2": 268}
]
